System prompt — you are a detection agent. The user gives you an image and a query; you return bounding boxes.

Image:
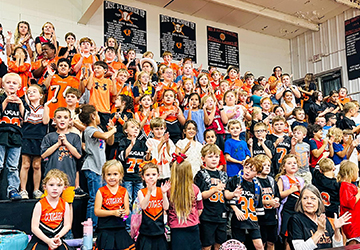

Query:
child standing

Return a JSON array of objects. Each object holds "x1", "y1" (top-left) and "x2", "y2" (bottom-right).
[
  {"x1": 26, "y1": 169, "x2": 72, "y2": 250},
  {"x1": 194, "y1": 144, "x2": 228, "y2": 250},
  {"x1": 224, "y1": 158, "x2": 265, "y2": 250},
  {"x1": 136, "y1": 162, "x2": 170, "y2": 250},
  {"x1": 76, "y1": 104, "x2": 116, "y2": 228},
  {"x1": 290, "y1": 107, "x2": 308, "y2": 130},
  {"x1": 281, "y1": 90, "x2": 296, "y2": 125},
  {"x1": 328, "y1": 127, "x2": 348, "y2": 175},
  {"x1": 338, "y1": 160, "x2": 360, "y2": 245},
  {"x1": 248, "y1": 122, "x2": 274, "y2": 159},
  {"x1": 0, "y1": 73, "x2": 29, "y2": 199},
  {"x1": 291, "y1": 126, "x2": 311, "y2": 185},
  {"x1": 167, "y1": 157, "x2": 203, "y2": 250},
  {"x1": 175, "y1": 120, "x2": 203, "y2": 177},
  {"x1": 254, "y1": 155, "x2": 280, "y2": 250},
  {"x1": 19, "y1": 85, "x2": 49, "y2": 199},
  {"x1": 204, "y1": 129, "x2": 227, "y2": 171},
  {"x1": 94, "y1": 160, "x2": 135, "y2": 250},
  {"x1": 179, "y1": 77, "x2": 194, "y2": 111},
  {"x1": 224, "y1": 120, "x2": 251, "y2": 178},
  {"x1": 276, "y1": 154, "x2": 304, "y2": 250},
  {"x1": 184, "y1": 93, "x2": 205, "y2": 143},
  {"x1": 195, "y1": 73, "x2": 210, "y2": 98},
  {"x1": 135, "y1": 94, "x2": 155, "y2": 142}
]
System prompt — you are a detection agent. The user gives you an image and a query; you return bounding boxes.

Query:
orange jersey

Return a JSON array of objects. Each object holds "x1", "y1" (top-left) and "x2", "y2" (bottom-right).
[
  {"x1": 99, "y1": 185, "x2": 127, "y2": 210},
  {"x1": 227, "y1": 78, "x2": 243, "y2": 89},
  {"x1": 156, "y1": 82, "x2": 178, "y2": 103},
  {"x1": 339, "y1": 97, "x2": 351, "y2": 105},
  {"x1": 32, "y1": 56, "x2": 61, "y2": 85},
  {"x1": 268, "y1": 76, "x2": 281, "y2": 95},
  {"x1": 47, "y1": 74, "x2": 80, "y2": 119},
  {"x1": 7, "y1": 61, "x2": 31, "y2": 97},
  {"x1": 39, "y1": 197, "x2": 66, "y2": 231},
  {"x1": 88, "y1": 77, "x2": 113, "y2": 113},
  {"x1": 242, "y1": 83, "x2": 253, "y2": 94},
  {"x1": 136, "y1": 111, "x2": 152, "y2": 136},
  {"x1": 107, "y1": 61, "x2": 126, "y2": 72},
  {"x1": 71, "y1": 54, "x2": 98, "y2": 80},
  {"x1": 141, "y1": 187, "x2": 163, "y2": 221},
  {"x1": 158, "y1": 105, "x2": 178, "y2": 122}
]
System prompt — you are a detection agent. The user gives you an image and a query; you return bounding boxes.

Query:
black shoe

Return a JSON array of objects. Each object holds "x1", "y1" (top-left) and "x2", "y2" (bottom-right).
[{"x1": 74, "y1": 187, "x2": 87, "y2": 197}]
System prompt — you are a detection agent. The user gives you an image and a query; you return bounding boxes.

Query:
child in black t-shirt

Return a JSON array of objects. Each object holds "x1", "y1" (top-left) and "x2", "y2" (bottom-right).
[
  {"x1": 336, "y1": 102, "x2": 360, "y2": 134},
  {"x1": 312, "y1": 158, "x2": 340, "y2": 219},
  {"x1": 225, "y1": 158, "x2": 265, "y2": 250},
  {"x1": 194, "y1": 144, "x2": 228, "y2": 250},
  {"x1": 254, "y1": 154, "x2": 280, "y2": 250},
  {"x1": 248, "y1": 122, "x2": 274, "y2": 159}
]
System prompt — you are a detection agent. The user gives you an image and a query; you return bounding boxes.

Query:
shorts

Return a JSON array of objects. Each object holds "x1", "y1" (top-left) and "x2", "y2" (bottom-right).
[
  {"x1": 232, "y1": 228, "x2": 262, "y2": 243},
  {"x1": 21, "y1": 138, "x2": 42, "y2": 156},
  {"x1": 260, "y1": 224, "x2": 277, "y2": 244},
  {"x1": 199, "y1": 221, "x2": 227, "y2": 247}
]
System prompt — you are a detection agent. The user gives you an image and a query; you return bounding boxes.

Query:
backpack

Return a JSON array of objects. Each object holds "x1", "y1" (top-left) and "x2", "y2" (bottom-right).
[{"x1": 277, "y1": 175, "x2": 304, "y2": 235}]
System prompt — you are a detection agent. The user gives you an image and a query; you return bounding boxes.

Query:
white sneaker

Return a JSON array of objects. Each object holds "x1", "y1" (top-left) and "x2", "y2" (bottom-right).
[
  {"x1": 19, "y1": 190, "x2": 29, "y2": 199},
  {"x1": 33, "y1": 190, "x2": 43, "y2": 199}
]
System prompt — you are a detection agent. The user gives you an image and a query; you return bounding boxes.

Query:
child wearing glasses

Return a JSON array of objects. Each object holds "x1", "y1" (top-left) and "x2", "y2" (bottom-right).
[{"x1": 248, "y1": 122, "x2": 274, "y2": 160}]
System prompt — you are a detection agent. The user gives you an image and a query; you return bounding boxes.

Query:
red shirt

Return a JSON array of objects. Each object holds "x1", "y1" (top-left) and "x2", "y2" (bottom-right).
[{"x1": 340, "y1": 182, "x2": 360, "y2": 239}]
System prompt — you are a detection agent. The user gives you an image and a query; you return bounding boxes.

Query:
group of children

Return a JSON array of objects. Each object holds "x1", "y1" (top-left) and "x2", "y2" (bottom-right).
[{"x1": 0, "y1": 20, "x2": 360, "y2": 250}]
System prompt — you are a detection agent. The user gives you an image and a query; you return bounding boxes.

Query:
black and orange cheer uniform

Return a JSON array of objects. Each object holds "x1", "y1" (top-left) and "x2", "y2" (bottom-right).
[
  {"x1": 96, "y1": 185, "x2": 135, "y2": 250},
  {"x1": 136, "y1": 187, "x2": 168, "y2": 250},
  {"x1": 26, "y1": 197, "x2": 70, "y2": 250}
]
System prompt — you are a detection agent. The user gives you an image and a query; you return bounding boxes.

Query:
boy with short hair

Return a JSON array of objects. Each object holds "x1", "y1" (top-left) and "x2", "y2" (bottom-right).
[
  {"x1": 86, "y1": 61, "x2": 116, "y2": 130},
  {"x1": 104, "y1": 47, "x2": 126, "y2": 78},
  {"x1": 337, "y1": 102, "x2": 360, "y2": 134},
  {"x1": 114, "y1": 68, "x2": 133, "y2": 98},
  {"x1": 162, "y1": 51, "x2": 179, "y2": 76},
  {"x1": 324, "y1": 113, "x2": 337, "y2": 138},
  {"x1": 71, "y1": 37, "x2": 98, "y2": 80},
  {"x1": 291, "y1": 107, "x2": 308, "y2": 129},
  {"x1": 312, "y1": 158, "x2": 340, "y2": 219},
  {"x1": 41, "y1": 107, "x2": 82, "y2": 189},
  {"x1": 248, "y1": 122, "x2": 274, "y2": 159},
  {"x1": 145, "y1": 117, "x2": 175, "y2": 181},
  {"x1": 267, "y1": 116, "x2": 291, "y2": 176},
  {"x1": 291, "y1": 125, "x2": 311, "y2": 185},
  {"x1": 250, "y1": 84, "x2": 265, "y2": 108},
  {"x1": 0, "y1": 73, "x2": 29, "y2": 199},
  {"x1": 224, "y1": 120, "x2": 251, "y2": 177},
  {"x1": 226, "y1": 66, "x2": 243, "y2": 90},
  {"x1": 243, "y1": 73, "x2": 254, "y2": 94},
  {"x1": 225, "y1": 158, "x2": 265, "y2": 250},
  {"x1": 194, "y1": 144, "x2": 228, "y2": 250},
  {"x1": 254, "y1": 154, "x2": 280, "y2": 250}
]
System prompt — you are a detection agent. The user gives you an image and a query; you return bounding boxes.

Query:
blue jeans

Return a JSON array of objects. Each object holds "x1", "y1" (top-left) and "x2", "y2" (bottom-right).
[
  {"x1": 0, "y1": 145, "x2": 21, "y2": 196},
  {"x1": 84, "y1": 170, "x2": 103, "y2": 228}
]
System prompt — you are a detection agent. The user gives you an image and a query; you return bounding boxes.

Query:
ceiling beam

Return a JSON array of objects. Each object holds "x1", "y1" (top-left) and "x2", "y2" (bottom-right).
[
  {"x1": 335, "y1": 0, "x2": 360, "y2": 9},
  {"x1": 208, "y1": 0, "x2": 320, "y2": 31},
  {"x1": 78, "y1": 0, "x2": 103, "y2": 25}
]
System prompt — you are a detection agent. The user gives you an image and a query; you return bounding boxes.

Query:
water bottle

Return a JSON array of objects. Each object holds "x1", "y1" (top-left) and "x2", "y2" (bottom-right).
[{"x1": 82, "y1": 218, "x2": 93, "y2": 250}]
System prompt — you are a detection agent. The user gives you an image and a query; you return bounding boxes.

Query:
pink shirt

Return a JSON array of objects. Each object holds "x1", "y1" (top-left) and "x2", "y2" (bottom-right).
[{"x1": 167, "y1": 184, "x2": 203, "y2": 228}]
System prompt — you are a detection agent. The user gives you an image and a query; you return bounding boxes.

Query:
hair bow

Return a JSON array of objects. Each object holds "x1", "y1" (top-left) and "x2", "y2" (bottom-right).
[
  {"x1": 171, "y1": 153, "x2": 187, "y2": 164},
  {"x1": 139, "y1": 159, "x2": 158, "y2": 172}
]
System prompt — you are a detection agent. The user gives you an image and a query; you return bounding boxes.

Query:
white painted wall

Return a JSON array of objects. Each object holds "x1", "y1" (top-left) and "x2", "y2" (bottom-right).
[
  {"x1": 0, "y1": 0, "x2": 290, "y2": 77},
  {"x1": 290, "y1": 8, "x2": 360, "y2": 100}
]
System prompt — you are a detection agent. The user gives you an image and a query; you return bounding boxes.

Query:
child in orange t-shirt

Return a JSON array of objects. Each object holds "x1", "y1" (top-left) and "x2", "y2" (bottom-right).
[
  {"x1": 162, "y1": 51, "x2": 180, "y2": 77},
  {"x1": 210, "y1": 70, "x2": 222, "y2": 91},
  {"x1": 71, "y1": 37, "x2": 98, "y2": 81},
  {"x1": 226, "y1": 66, "x2": 243, "y2": 90},
  {"x1": 86, "y1": 61, "x2": 116, "y2": 130},
  {"x1": 243, "y1": 73, "x2": 255, "y2": 95},
  {"x1": 215, "y1": 80, "x2": 230, "y2": 102},
  {"x1": 44, "y1": 58, "x2": 80, "y2": 119}
]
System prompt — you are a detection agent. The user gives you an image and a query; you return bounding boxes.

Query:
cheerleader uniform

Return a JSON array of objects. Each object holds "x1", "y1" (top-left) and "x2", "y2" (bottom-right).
[
  {"x1": 136, "y1": 110, "x2": 154, "y2": 142},
  {"x1": 136, "y1": 187, "x2": 168, "y2": 250},
  {"x1": 26, "y1": 197, "x2": 71, "y2": 250},
  {"x1": 158, "y1": 105, "x2": 182, "y2": 144},
  {"x1": 96, "y1": 185, "x2": 135, "y2": 250}
]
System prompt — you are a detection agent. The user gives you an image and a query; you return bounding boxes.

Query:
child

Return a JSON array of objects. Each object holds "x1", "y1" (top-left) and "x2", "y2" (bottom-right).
[
  {"x1": 195, "y1": 73, "x2": 210, "y2": 98},
  {"x1": 338, "y1": 160, "x2": 360, "y2": 245},
  {"x1": 224, "y1": 158, "x2": 265, "y2": 250},
  {"x1": 124, "y1": 49, "x2": 140, "y2": 86},
  {"x1": 309, "y1": 124, "x2": 333, "y2": 175},
  {"x1": 327, "y1": 127, "x2": 349, "y2": 176},
  {"x1": 76, "y1": 104, "x2": 116, "y2": 228},
  {"x1": 135, "y1": 94, "x2": 155, "y2": 142},
  {"x1": 210, "y1": 70, "x2": 221, "y2": 90},
  {"x1": 133, "y1": 71, "x2": 158, "y2": 109},
  {"x1": 339, "y1": 87, "x2": 352, "y2": 105},
  {"x1": 226, "y1": 66, "x2": 243, "y2": 89},
  {"x1": 267, "y1": 116, "x2": 291, "y2": 176},
  {"x1": 276, "y1": 154, "x2": 304, "y2": 250},
  {"x1": 194, "y1": 144, "x2": 228, "y2": 250},
  {"x1": 176, "y1": 120, "x2": 203, "y2": 177},
  {"x1": 323, "y1": 113, "x2": 336, "y2": 138},
  {"x1": 202, "y1": 95, "x2": 228, "y2": 150},
  {"x1": 254, "y1": 154, "x2": 280, "y2": 250},
  {"x1": 260, "y1": 97, "x2": 273, "y2": 124},
  {"x1": 242, "y1": 73, "x2": 254, "y2": 94},
  {"x1": 224, "y1": 120, "x2": 251, "y2": 177},
  {"x1": 86, "y1": 61, "x2": 117, "y2": 131},
  {"x1": 291, "y1": 126, "x2": 311, "y2": 185},
  {"x1": 114, "y1": 68, "x2": 133, "y2": 99},
  {"x1": 204, "y1": 129, "x2": 226, "y2": 171},
  {"x1": 136, "y1": 162, "x2": 170, "y2": 250},
  {"x1": 223, "y1": 90, "x2": 248, "y2": 141},
  {"x1": 167, "y1": 157, "x2": 203, "y2": 250},
  {"x1": 312, "y1": 158, "x2": 340, "y2": 219},
  {"x1": 0, "y1": 73, "x2": 29, "y2": 199},
  {"x1": 71, "y1": 37, "x2": 97, "y2": 80},
  {"x1": 248, "y1": 122, "x2": 274, "y2": 159},
  {"x1": 26, "y1": 169, "x2": 72, "y2": 250},
  {"x1": 291, "y1": 107, "x2": 308, "y2": 130},
  {"x1": 215, "y1": 80, "x2": 230, "y2": 102},
  {"x1": 184, "y1": 93, "x2": 205, "y2": 143},
  {"x1": 41, "y1": 107, "x2": 82, "y2": 189},
  {"x1": 281, "y1": 90, "x2": 296, "y2": 125},
  {"x1": 250, "y1": 85, "x2": 264, "y2": 108},
  {"x1": 249, "y1": 107, "x2": 263, "y2": 136},
  {"x1": 94, "y1": 160, "x2": 135, "y2": 250},
  {"x1": 20, "y1": 85, "x2": 49, "y2": 199},
  {"x1": 146, "y1": 117, "x2": 175, "y2": 181},
  {"x1": 44, "y1": 58, "x2": 80, "y2": 121},
  {"x1": 179, "y1": 77, "x2": 194, "y2": 110},
  {"x1": 118, "y1": 119, "x2": 150, "y2": 205},
  {"x1": 156, "y1": 89, "x2": 186, "y2": 143},
  {"x1": 162, "y1": 51, "x2": 179, "y2": 76},
  {"x1": 337, "y1": 102, "x2": 360, "y2": 133}
]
